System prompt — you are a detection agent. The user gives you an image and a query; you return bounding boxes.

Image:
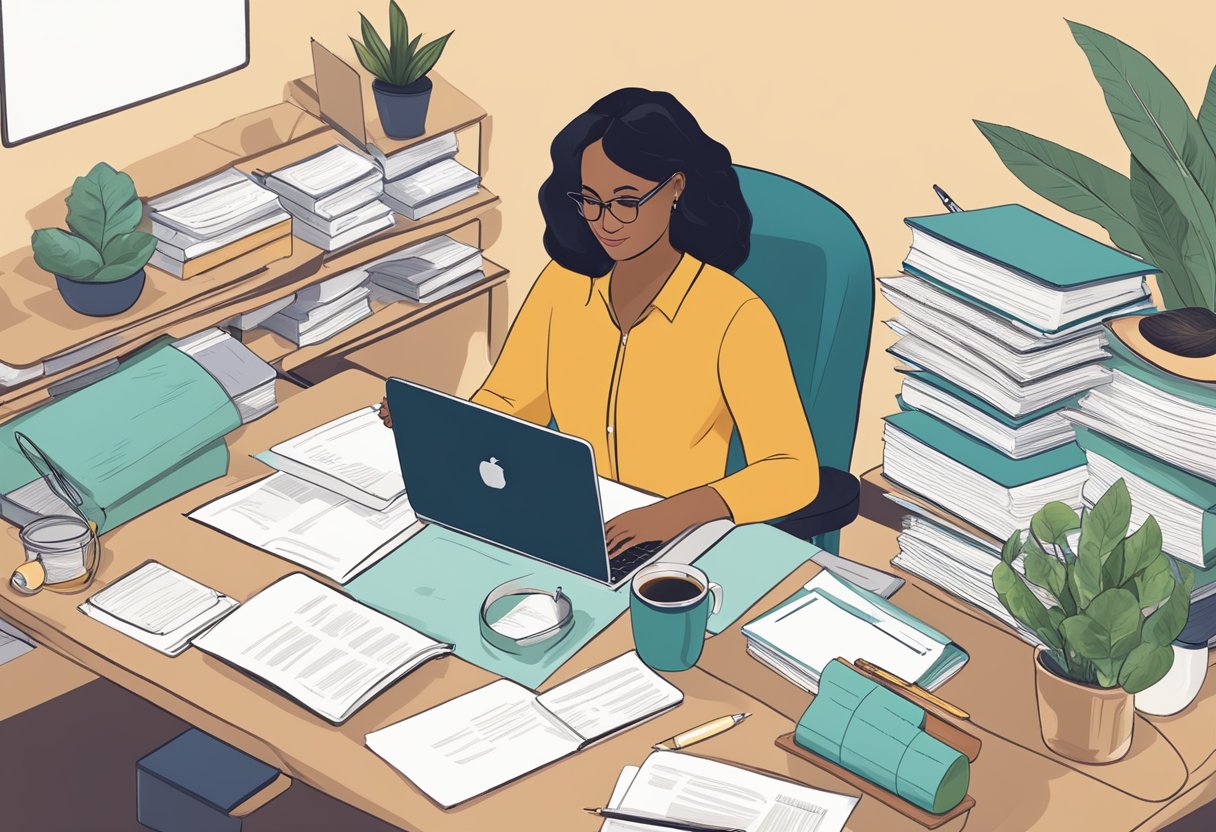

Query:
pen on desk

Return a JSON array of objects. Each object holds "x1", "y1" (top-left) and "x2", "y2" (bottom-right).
[
  {"x1": 854, "y1": 658, "x2": 971, "y2": 720},
  {"x1": 653, "y1": 713, "x2": 750, "y2": 751},
  {"x1": 933, "y1": 184, "x2": 964, "y2": 213},
  {"x1": 584, "y1": 807, "x2": 745, "y2": 832}
]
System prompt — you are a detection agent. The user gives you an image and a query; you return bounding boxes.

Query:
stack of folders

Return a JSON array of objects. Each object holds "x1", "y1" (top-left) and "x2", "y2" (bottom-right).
[
  {"x1": 189, "y1": 406, "x2": 417, "y2": 584},
  {"x1": 366, "y1": 235, "x2": 485, "y2": 303},
  {"x1": 170, "y1": 328, "x2": 277, "y2": 423},
  {"x1": 148, "y1": 168, "x2": 292, "y2": 279},
  {"x1": 883, "y1": 206, "x2": 1156, "y2": 608},
  {"x1": 1060, "y1": 333, "x2": 1216, "y2": 643},
  {"x1": 257, "y1": 268, "x2": 373, "y2": 347},
  {"x1": 741, "y1": 571, "x2": 969, "y2": 694},
  {"x1": 262, "y1": 145, "x2": 394, "y2": 251},
  {"x1": 79, "y1": 562, "x2": 239, "y2": 656},
  {"x1": 377, "y1": 133, "x2": 480, "y2": 221}
]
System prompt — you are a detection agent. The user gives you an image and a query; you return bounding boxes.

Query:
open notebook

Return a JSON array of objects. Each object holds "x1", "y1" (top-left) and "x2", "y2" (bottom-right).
[
  {"x1": 366, "y1": 652, "x2": 683, "y2": 808},
  {"x1": 193, "y1": 574, "x2": 451, "y2": 723}
]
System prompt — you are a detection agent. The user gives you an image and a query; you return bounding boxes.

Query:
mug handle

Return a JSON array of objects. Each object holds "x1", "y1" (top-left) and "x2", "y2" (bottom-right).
[{"x1": 708, "y1": 582, "x2": 724, "y2": 617}]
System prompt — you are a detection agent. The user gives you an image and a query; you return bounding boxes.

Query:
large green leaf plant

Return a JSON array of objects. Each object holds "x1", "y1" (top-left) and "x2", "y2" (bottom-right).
[
  {"x1": 31, "y1": 162, "x2": 156, "y2": 283},
  {"x1": 976, "y1": 20, "x2": 1216, "y2": 312},
  {"x1": 351, "y1": 1, "x2": 452, "y2": 89},
  {"x1": 994, "y1": 479, "x2": 1193, "y2": 693}
]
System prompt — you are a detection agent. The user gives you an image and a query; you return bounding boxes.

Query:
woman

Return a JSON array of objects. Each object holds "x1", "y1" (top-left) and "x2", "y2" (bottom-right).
[{"x1": 382, "y1": 88, "x2": 819, "y2": 555}]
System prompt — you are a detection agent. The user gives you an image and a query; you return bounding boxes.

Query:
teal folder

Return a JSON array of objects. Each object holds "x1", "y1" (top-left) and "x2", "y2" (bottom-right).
[
  {"x1": 1073, "y1": 426, "x2": 1216, "y2": 568},
  {"x1": 905, "y1": 371, "x2": 1081, "y2": 427},
  {"x1": 885, "y1": 410, "x2": 1084, "y2": 488},
  {"x1": 0, "y1": 340, "x2": 240, "y2": 532},
  {"x1": 795, "y1": 660, "x2": 969, "y2": 815},
  {"x1": 905, "y1": 205, "x2": 1155, "y2": 288}
]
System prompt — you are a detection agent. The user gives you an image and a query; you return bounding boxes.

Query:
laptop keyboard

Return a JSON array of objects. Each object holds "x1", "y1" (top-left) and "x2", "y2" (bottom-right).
[{"x1": 609, "y1": 540, "x2": 665, "y2": 585}]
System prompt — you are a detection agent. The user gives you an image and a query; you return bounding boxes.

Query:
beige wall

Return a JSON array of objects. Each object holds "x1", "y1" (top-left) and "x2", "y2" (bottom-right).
[{"x1": 3, "y1": 1, "x2": 1213, "y2": 473}]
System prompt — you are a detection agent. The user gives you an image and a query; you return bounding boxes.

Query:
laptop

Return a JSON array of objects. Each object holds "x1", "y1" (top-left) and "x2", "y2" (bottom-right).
[{"x1": 386, "y1": 378, "x2": 732, "y2": 588}]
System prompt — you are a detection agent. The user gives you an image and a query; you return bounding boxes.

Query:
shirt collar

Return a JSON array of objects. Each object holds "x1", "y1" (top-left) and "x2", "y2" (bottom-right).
[{"x1": 587, "y1": 252, "x2": 704, "y2": 324}]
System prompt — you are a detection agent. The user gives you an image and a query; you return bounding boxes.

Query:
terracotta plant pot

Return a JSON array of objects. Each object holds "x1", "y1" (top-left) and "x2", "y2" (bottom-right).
[{"x1": 1034, "y1": 648, "x2": 1134, "y2": 764}]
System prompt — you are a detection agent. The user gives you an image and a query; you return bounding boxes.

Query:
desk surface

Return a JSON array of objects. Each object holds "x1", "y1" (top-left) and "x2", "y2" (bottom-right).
[{"x1": 0, "y1": 370, "x2": 1207, "y2": 831}]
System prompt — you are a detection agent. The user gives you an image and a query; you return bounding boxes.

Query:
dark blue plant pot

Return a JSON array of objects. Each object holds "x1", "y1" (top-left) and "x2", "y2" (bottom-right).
[
  {"x1": 372, "y1": 76, "x2": 433, "y2": 139},
  {"x1": 55, "y1": 268, "x2": 146, "y2": 316}
]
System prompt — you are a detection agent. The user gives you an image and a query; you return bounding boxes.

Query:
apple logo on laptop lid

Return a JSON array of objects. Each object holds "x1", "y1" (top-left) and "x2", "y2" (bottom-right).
[{"x1": 479, "y1": 457, "x2": 506, "y2": 489}]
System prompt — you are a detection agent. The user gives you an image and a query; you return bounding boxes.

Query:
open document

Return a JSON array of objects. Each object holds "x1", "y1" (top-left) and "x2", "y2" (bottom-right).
[
  {"x1": 366, "y1": 652, "x2": 682, "y2": 808},
  {"x1": 79, "y1": 561, "x2": 238, "y2": 656},
  {"x1": 193, "y1": 574, "x2": 451, "y2": 724},
  {"x1": 256, "y1": 406, "x2": 404, "y2": 510},
  {"x1": 602, "y1": 752, "x2": 857, "y2": 832},
  {"x1": 188, "y1": 472, "x2": 419, "y2": 584}
]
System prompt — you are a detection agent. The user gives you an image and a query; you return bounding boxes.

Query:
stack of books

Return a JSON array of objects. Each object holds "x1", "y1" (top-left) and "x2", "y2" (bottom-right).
[
  {"x1": 170, "y1": 328, "x2": 277, "y2": 423},
  {"x1": 377, "y1": 133, "x2": 480, "y2": 221},
  {"x1": 365, "y1": 235, "x2": 485, "y2": 303},
  {"x1": 262, "y1": 146, "x2": 394, "y2": 251},
  {"x1": 148, "y1": 169, "x2": 292, "y2": 279},
  {"x1": 258, "y1": 269, "x2": 372, "y2": 347},
  {"x1": 882, "y1": 205, "x2": 1156, "y2": 639}
]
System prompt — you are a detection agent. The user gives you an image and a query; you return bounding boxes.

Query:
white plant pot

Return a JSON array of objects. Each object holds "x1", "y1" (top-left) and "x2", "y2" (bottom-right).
[{"x1": 1134, "y1": 641, "x2": 1209, "y2": 717}]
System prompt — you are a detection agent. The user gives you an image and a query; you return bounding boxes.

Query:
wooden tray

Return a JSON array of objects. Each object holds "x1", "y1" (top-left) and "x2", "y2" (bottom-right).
[{"x1": 776, "y1": 733, "x2": 975, "y2": 829}]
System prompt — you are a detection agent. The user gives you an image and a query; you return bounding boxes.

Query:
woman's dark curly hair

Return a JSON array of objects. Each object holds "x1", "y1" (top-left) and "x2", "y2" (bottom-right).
[{"x1": 538, "y1": 88, "x2": 751, "y2": 276}]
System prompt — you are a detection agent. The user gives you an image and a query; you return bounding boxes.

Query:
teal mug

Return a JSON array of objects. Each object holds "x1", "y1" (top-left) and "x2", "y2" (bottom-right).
[{"x1": 629, "y1": 563, "x2": 723, "y2": 671}]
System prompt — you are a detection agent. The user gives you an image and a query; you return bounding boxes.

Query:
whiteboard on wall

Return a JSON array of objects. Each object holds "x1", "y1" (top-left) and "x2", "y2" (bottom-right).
[{"x1": 0, "y1": 0, "x2": 249, "y2": 147}]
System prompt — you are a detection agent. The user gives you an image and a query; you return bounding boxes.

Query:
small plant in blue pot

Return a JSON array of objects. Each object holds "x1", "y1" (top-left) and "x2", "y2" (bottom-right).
[
  {"x1": 32, "y1": 162, "x2": 156, "y2": 317},
  {"x1": 350, "y1": 1, "x2": 452, "y2": 140}
]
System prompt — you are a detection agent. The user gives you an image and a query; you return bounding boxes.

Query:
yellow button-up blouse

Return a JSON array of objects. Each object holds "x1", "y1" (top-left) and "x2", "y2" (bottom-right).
[{"x1": 471, "y1": 252, "x2": 819, "y2": 524}]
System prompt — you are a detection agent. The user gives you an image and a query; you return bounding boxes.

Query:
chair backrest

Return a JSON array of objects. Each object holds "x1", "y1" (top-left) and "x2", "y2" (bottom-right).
[{"x1": 726, "y1": 165, "x2": 875, "y2": 476}]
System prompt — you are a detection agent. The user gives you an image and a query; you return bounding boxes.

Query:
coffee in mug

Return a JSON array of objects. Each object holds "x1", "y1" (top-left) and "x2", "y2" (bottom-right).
[{"x1": 629, "y1": 563, "x2": 723, "y2": 672}]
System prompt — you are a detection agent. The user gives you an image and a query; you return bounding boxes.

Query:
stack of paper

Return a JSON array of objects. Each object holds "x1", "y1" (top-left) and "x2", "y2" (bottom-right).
[
  {"x1": 256, "y1": 267, "x2": 374, "y2": 347},
  {"x1": 193, "y1": 573, "x2": 451, "y2": 723},
  {"x1": 148, "y1": 168, "x2": 292, "y2": 279},
  {"x1": 742, "y1": 570, "x2": 969, "y2": 693},
  {"x1": 262, "y1": 146, "x2": 394, "y2": 251},
  {"x1": 171, "y1": 328, "x2": 278, "y2": 423},
  {"x1": 79, "y1": 562, "x2": 238, "y2": 656},
  {"x1": 366, "y1": 652, "x2": 683, "y2": 808},
  {"x1": 376, "y1": 134, "x2": 479, "y2": 221},
  {"x1": 365, "y1": 235, "x2": 486, "y2": 303}
]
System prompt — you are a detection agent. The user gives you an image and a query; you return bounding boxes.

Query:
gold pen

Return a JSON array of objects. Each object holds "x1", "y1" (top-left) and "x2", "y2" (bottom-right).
[
  {"x1": 854, "y1": 658, "x2": 970, "y2": 720},
  {"x1": 653, "y1": 713, "x2": 751, "y2": 751}
]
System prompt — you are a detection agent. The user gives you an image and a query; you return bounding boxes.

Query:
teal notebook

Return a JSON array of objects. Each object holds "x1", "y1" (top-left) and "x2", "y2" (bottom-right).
[
  {"x1": 905, "y1": 205, "x2": 1154, "y2": 287},
  {"x1": 905, "y1": 371, "x2": 1081, "y2": 427},
  {"x1": 0, "y1": 341, "x2": 240, "y2": 532},
  {"x1": 795, "y1": 660, "x2": 969, "y2": 815},
  {"x1": 885, "y1": 410, "x2": 1084, "y2": 488},
  {"x1": 1074, "y1": 426, "x2": 1216, "y2": 569}
]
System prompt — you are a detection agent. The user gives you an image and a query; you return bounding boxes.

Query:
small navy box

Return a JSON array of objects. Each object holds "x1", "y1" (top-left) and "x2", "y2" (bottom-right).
[{"x1": 137, "y1": 729, "x2": 279, "y2": 832}]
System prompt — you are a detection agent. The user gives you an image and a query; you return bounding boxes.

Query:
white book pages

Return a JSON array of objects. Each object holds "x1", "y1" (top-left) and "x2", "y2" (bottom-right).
[
  {"x1": 152, "y1": 171, "x2": 283, "y2": 239},
  {"x1": 295, "y1": 268, "x2": 375, "y2": 306},
  {"x1": 152, "y1": 209, "x2": 291, "y2": 261},
  {"x1": 148, "y1": 168, "x2": 250, "y2": 212},
  {"x1": 290, "y1": 196, "x2": 393, "y2": 237},
  {"x1": 226, "y1": 294, "x2": 296, "y2": 331},
  {"x1": 382, "y1": 158, "x2": 479, "y2": 205},
  {"x1": 268, "y1": 146, "x2": 379, "y2": 199},
  {"x1": 264, "y1": 406, "x2": 404, "y2": 510},
  {"x1": 603, "y1": 751, "x2": 857, "y2": 832},
  {"x1": 365, "y1": 235, "x2": 480, "y2": 285},
  {"x1": 374, "y1": 132, "x2": 458, "y2": 180},
  {"x1": 260, "y1": 301, "x2": 373, "y2": 346},
  {"x1": 171, "y1": 328, "x2": 276, "y2": 404},
  {"x1": 188, "y1": 472, "x2": 419, "y2": 584},
  {"x1": 292, "y1": 209, "x2": 394, "y2": 252},
  {"x1": 193, "y1": 573, "x2": 450, "y2": 723},
  {"x1": 383, "y1": 182, "x2": 479, "y2": 222},
  {"x1": 276, "y1": 286, "x2": 371, "y2": 326}
]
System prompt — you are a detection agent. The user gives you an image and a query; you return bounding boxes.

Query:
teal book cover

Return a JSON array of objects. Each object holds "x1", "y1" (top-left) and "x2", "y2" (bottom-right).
[
  {"x1": 905, "y1": 205, "x2": 1155, "y2": 287},
  {"x1": 885, "y1": 410, "x2": 1084, "y2": 487}
]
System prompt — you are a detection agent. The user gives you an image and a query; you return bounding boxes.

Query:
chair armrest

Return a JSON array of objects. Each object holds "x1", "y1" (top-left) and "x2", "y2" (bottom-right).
[{"x1": 772, "y1": 466, "x2": 860, "y2": 542}]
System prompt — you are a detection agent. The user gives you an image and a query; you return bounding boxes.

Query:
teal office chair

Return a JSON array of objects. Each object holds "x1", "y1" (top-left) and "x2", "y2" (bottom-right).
[{"x1": 727, "y1": 165, "x2": 875, "y2": 554}]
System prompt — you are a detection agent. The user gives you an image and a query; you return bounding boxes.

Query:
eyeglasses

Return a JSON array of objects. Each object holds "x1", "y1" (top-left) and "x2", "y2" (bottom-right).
[{"x1": 567, "y1": 172, "x2": 677, "y2": 224}]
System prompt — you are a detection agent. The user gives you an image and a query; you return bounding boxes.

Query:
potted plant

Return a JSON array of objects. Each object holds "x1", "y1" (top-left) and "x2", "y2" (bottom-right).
[
  {"x1": 32, "y1": 162, "x2": 156, "y2": 317},
  {"x1": 976, "y1": 21, "x2": 1216, "y2": 315},
  {"x1": 350, "y1": 1, "x2": 452, "y2": 140},
  {"x1": 993, "y1": 479, "x2": 1193, "y2": 764}
]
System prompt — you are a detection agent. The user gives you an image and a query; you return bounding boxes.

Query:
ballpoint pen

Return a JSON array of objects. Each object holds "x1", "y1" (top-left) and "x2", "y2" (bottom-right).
[
  {"x1": 933, "y1": 184, "x2": 964, "y2": 213},
  {"x1": 653, "y1": 713, "x2": 750, "y2": 751},
  {"x1": 584, "y1": 807, "x2": 745, "y2": 832},
  {"x1": 854, "y1": 657, "x2": 970, "y2": 720}
]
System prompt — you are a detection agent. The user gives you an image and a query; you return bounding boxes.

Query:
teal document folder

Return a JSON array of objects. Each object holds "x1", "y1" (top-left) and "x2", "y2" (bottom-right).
[
  {"x1": 346, "y1": 522, "x2": 818, "y2": 688},
  {"x1": 904, "y1": 371, "x2": 1082, "y2": 426},
  {"x1": 905, "y1": 205, "x2": 1154, "y2": 288},
  {"x1": 795, "y1": 660, "x2": 969, "y2": 814},
  {"x1": 885, "y1": 410, "x2": 1084, "y2": 487},
  {"x1": 0, "y1": 340, "x2": 240, "y2": 532}
]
